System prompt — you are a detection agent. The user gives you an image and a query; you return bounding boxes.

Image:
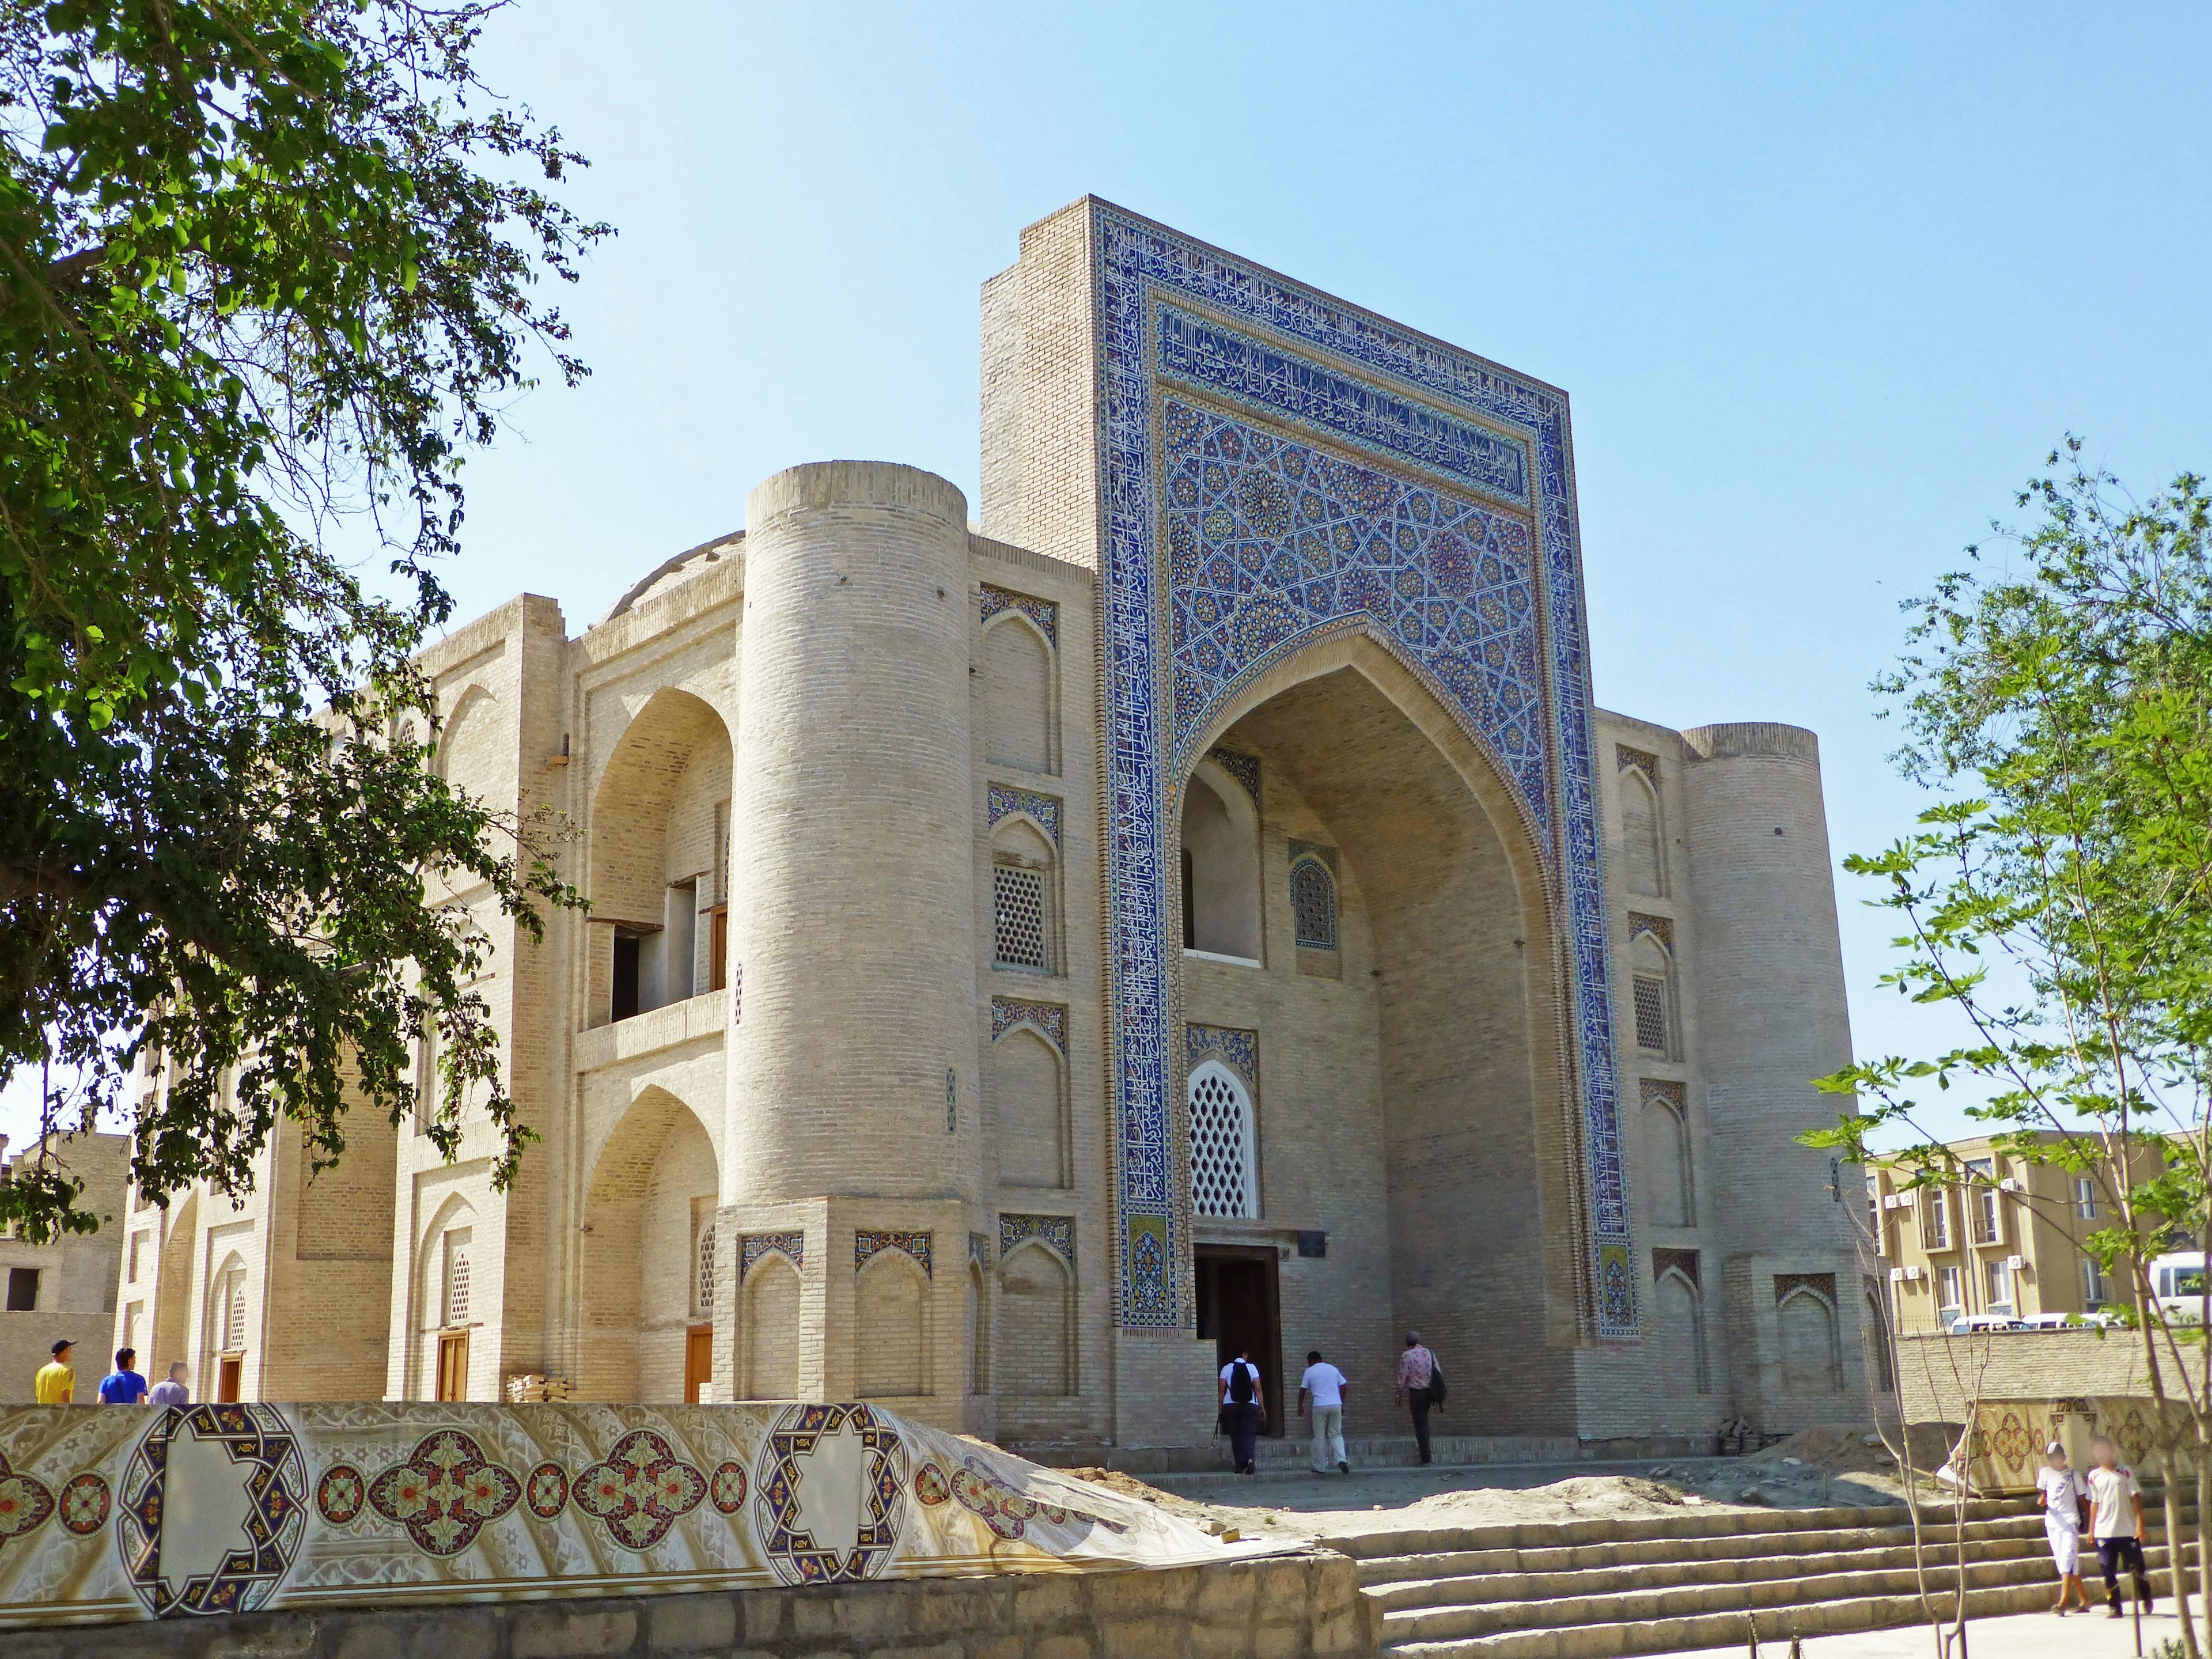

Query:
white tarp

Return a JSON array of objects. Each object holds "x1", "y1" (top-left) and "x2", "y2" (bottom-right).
[{"x1": 0, "y1": 1400, "x2": 1260, "y2": 1628}]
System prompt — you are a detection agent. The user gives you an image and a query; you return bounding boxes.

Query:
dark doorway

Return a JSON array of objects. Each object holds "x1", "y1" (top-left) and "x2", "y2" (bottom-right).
[{"x1": 1194, "y1": 1245, "x2": 1283, "y2": 1438}]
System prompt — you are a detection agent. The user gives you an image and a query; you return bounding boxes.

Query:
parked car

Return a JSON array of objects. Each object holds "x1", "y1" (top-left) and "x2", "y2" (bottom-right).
[{"x1": 1946, "y1": 1312, "x2": 2029, "y2": 1335}]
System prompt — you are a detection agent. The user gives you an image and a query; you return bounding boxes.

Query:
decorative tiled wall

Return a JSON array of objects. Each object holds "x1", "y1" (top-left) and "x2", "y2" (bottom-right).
[
  {"x1": 855, "y1": 1230, "x2": 933, "y2": 1279},
  {"x1": 1089, "y1": 205, "x2": 1633, "y2": 1335},
  {"x1": 1183, "y1": 1024, "x2": 1258, "y2": 1093},
  {"x1": 980, "y1": 584, "x2": 1059, "y2": 646},
  {"x1": 740, "y1": 1232, "x2": 802, "y2": 1282},
  {"x1": 998, "y1": 1214, "x2": 1076, "y2": 1267},
  {"x1": 1205, "y1": 747, "x2": 1260, "y2": 803},
  {"x1": 990, "y1": 997, "x2": 1067, "y2": 1052},
  {"x1": 986, "y1": 783, "x2": 1062, "y2": 847}
]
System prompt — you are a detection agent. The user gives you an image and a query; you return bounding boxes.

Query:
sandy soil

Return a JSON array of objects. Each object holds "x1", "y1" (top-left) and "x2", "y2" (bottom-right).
[{"x1": 1058, "y1": 1426, "x2": 1923, "y2": 1545}]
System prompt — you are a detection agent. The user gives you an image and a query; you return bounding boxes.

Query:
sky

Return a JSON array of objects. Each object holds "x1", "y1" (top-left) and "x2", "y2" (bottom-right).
[{"x1": 8, "y1": 2, "x2": 2212, "y2": 1152}]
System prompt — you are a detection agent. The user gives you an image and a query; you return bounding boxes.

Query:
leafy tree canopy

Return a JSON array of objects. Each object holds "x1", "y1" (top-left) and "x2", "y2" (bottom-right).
[{"x1": 0, "y1": 0, "x2": 605, "y2": 1238}]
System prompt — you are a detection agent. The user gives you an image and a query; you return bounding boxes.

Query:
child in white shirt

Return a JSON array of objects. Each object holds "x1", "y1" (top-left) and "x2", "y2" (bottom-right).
[{"x1": 2086, "y1": 1435, "x2": 2153, "y2": 1618}]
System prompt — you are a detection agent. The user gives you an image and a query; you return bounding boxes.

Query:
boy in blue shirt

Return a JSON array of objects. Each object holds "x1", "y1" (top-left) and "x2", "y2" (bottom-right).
[{"x1": 97, "y1": 1347, "x2": 148, "y2": 1404}]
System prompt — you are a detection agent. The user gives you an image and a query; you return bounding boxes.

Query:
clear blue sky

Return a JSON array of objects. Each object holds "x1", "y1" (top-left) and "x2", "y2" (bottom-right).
[{"x1": 7, "y1": 2, "x2": 2210, "y2": 1152}]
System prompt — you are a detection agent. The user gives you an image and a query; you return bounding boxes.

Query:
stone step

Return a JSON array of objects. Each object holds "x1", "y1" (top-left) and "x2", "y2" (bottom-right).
[
  {"x1": 1377, "y1": 1543, "x2": 2197, "y2": 1652},
  {"x1": 1326, "y1": 1499, "x2": 2022, "y2": 1562},
  {"x1": 1381, "y1": 1578, "x2": 2166, "y2": 1658},
  {"x1": 1366, "y1": 1533, "x2": 2141, "y2": 1611},
  {"x1": 1355, "y1": 1512, "x2": 2201, "y2": 1589}
]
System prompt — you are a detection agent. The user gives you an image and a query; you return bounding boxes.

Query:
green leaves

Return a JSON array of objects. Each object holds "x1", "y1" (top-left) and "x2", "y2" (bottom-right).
[
  {"x1": 1807, "y1": 440, "x2": 2212, "y2": 1321},
  {"x1": 0, "y1": 1, "x2": 604, "y2": 1239}
]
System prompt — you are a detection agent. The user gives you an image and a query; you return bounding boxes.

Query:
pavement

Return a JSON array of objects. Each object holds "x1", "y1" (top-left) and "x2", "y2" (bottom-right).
[{"x1": 1677, "y1": 1606, "x2": 2201, "y2": 1656}]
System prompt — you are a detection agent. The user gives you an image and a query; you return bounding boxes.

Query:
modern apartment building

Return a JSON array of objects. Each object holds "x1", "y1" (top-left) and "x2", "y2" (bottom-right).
[{"x1": 1870, "y1": 1131, "x2": 2169, "y2": 1334}]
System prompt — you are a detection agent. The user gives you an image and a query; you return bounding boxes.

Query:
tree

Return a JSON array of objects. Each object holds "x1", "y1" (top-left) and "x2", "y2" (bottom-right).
[
  {"x1": 0, "y1": 1, "x2": 607, "y2": 1239},
  {"x1": 1805, "y1": 440, "x2": 2212, "y2": 1654}
]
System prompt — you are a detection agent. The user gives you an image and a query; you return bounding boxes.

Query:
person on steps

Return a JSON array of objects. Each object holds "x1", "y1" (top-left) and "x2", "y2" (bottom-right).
[
  {"x1": 1218, "y1": 1349, "x2": 1264, "y2": 1476},
  {"x1": 1395, "y1": 1331, "x2": 1440, "y2": 1466},
  {"x1": 2086, "y1": 1435, "x2": 2153, "y2": 1619},
  {"x1": 2035, "y1": 1439, "x2": 2090, "y2": 1614}
]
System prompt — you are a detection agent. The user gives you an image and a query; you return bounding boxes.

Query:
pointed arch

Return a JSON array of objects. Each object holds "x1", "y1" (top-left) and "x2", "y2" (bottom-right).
[
  {"x1": 740, "y1": 1252, "x2": 802, "y2": 1400},
  {"x1": 1644, "y1": 1086, "x2": 1694, "y2": 1228},
  {"x1": 965, "y1": 1258, "x2": 989, "y2": 1395},
  {"x1": 434, "y1": 683, "x2": 498, "y2": 789},
  {"x1": 855, "y1": 1251, "x2": 931, "y2": 1399},
  {"x1": 1630, "y1": 929, "x2": 1678, "y2": 1059},
  {"x1": 1652, "y1": 1267, "x2": 1709, "y2": 1399},
  {"x1": 1179, "y1": 759, "x2": 1261, "y2": 960},
  {"x1": 1778, "y1": 1283, "x2": 1844, "y2": 1394},
  {"x1": 991, "y1": 816, "x2": 1059, "y2": 975},
  {"x1": 1619, "y1": 764, "x2": 1665, "y2": 897},
  {"x1": 999, "y1": 1241, "x2": 1074, "y2": 1397},
  {"x1": 992, "y1": 1025, "x2": 1068, "y2": 1189},
  {"x1": 982, "y1": 611, "x2": 1056, "y2": 774},
  {"x1": 1187, "y1": 1058, "x2": 1259, "y2": 1221}
]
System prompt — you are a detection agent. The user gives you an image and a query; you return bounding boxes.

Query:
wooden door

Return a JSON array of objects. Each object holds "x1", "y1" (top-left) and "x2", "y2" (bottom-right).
[
  {"x1": 217, "y1": 1356, "x2": 242, "y2": 1403},
  {"x1": 709, "y1": 908, "x2": 730, "y2": 992},
  {"x1": 685, "y1": 1325, "x2": 714, "y2": 1404},
  {"x1": 435, "y1": 1331, "x2": 469, "y2": 1402}
]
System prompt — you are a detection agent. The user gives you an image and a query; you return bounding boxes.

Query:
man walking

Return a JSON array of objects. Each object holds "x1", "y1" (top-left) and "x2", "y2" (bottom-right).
[
  {"x1": 1299, "y1": 1349, "x2": 1350, "y2": 1475},
  {"x1": 1218, "y1": 1347, "x2": 1264, "y2": 1476},
  {"x1": 33, "y1": 1339, "x2": 75, "y2": 1404},
  {"x1": 148, "y1": 1362, "x2": 190, "y2": 1406},
  {"x1": 97, "y1": 1347, "x2": 148, "y2": 1404},
  {"x1": 2086, "y1": 1435, "x2": 2153, "y2": 1618},
  {"x1": 1395, "y1": 1331, "x2": 1440, "y2": 1465}
]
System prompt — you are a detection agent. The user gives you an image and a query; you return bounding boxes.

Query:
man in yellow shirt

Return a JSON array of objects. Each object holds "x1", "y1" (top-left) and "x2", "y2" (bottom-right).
[{"x1": 33, "y1": 1339, "x2": 75, "y2": 1404}]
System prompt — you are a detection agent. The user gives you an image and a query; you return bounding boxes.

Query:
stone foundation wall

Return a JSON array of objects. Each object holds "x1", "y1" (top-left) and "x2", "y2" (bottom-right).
[{"x1": 11, "y1": 1552, "x2": 1378, "y2": 1659}]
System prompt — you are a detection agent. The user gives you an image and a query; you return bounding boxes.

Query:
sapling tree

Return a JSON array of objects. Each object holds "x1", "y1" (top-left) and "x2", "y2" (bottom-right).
[{"x1": 1805, "y1": 441, "x2": 2212, "y2": 1653}]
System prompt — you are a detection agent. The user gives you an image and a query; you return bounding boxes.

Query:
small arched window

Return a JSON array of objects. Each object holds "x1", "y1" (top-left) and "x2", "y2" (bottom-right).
[
  {"x1": 1188, "y1": 1061, "x2": 1259, "y2": 1219},
  {"x1": 1619, "y1": 766, "x2": 1665, "y2": 897},
  {"x1": 1290, "y1": 855, "x2": 1338, "y2": 950},
  {"x1": 1179, "y1": 767, "x2": 1260, "y2": 960},
  {"x1": 992, "y1": 818, "x2": 1057, "y2": 974},
  {"x1": 214, "y1": 1256, "x2": 249, "y2": 1354}
]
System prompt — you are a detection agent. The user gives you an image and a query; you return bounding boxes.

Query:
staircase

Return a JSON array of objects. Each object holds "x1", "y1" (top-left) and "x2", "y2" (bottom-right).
[{"x1": 1329, "y1": 1496, "x2": 2203, "y2": 1656}]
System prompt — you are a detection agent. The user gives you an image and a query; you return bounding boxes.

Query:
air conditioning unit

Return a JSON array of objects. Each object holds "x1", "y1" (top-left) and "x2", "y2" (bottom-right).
[
  {"x1": 1906, "y1": 1266, "x2": 1922, "y2": 1281},
  {"x1": 1999, "y1": 1177, "x2": 2021, "y2": 1192},
  {"x1": 2006, "y1": 1255, "x2": 2026, "y2": 1271},
  {"x1": 1889, "y1": 1267, "x2": 1906, "y2": 1282}
]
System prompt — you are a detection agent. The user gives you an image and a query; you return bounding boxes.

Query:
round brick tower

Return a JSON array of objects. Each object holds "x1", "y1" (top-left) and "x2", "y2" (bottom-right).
[{"x1": 726, "y1": 461, "x2": 980, "y2": 1204}]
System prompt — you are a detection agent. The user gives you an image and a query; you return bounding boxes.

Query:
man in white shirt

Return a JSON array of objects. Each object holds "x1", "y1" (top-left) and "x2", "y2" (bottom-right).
[
  {"x1": 2086, "y1": 1436, "x2": 2153, "y2": 1618},
  {"x1": 2033, "y1": 1440, "x2": 2089, "y2": 1613},
  {"x1": 1217, "y1": 1350, "x2": 1264, "y2": 1476},
  {"x1": 1298, "y1": 1349, "x2": 1350, "y2": 1475}
]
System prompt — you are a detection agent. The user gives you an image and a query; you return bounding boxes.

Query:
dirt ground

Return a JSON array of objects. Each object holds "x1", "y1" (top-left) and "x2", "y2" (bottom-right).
[{"x1": 1058, "y1": 1425, "x2": 1920, "y2": 1544}]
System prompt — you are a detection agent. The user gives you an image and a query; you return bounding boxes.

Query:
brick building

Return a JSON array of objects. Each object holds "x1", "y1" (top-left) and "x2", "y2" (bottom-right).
[
  {"x1": 117, "y1": 200, "x2": 1876, "y2": 1452},
  {"x1": 1871, "y1": 1131, "x2": 2170, "y2": 1336},
  {"x1": 1, "y1": 1130, "x2": 127, "y2": 1402}
]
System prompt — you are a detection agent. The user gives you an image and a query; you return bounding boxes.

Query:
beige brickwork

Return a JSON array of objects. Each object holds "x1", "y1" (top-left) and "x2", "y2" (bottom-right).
[{"x1": 100, "y1": 204, "x2": 1869, "y2": 1455}]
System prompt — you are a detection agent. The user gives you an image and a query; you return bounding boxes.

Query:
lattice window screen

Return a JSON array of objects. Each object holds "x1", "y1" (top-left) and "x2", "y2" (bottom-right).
[
  {"x1": 224, "y1": 1278, "x2": 247, "y2": 1351},
  {"x1": 994, "y1": 865, "x2": 1050, "y2": 971},
  {"x1": 444, "y1": 1231, "x2": 472, "y2": 1325},
  {"x1": 1189, "y1": 1068, "x2": 1257, "y2": 1219},
  {"x1": 696, "y1": 1225, "x2": 716, "y2": 1312},
  {"x1": 1290, "y1": 858, "x2": 1337, "y2": 949},
  {"x1": 1633, "y1": 974, "x2": 1669, "y2": 1055}
]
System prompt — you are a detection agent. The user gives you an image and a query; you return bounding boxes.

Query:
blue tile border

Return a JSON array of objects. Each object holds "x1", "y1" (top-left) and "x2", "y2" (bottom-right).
[{"x1": 1090, "y1": 203, "x2": 1633, "y2": 1338}]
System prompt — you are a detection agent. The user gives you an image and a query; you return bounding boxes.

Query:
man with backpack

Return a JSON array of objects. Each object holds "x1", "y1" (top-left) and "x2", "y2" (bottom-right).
[
  {"x1": 1395, "y1": 1331, "x2": 1444, "y2": 1465},
  {"x1": 1218, "y1": 1348, "x2": 1265, "y2": 1475}
]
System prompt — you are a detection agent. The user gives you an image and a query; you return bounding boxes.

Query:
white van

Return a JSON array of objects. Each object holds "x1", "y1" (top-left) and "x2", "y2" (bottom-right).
[
  {"x1": 1946, "y1": 1312, "x2": 2028, "y2": 1335},
  {"x1": 2150, "y1": 1252, "x2": 2208, "y2": 1323}
]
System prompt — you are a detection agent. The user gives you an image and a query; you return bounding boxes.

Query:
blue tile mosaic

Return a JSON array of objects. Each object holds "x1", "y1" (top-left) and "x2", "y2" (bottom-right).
[
  {"x1": 740, "y1": 1231, "x2": 802, "y2": 1282},
  {"x1": 980, "y1": 584, "x2": 1059, "y2": 647},
  {"x1": 990, "y1": 996, "x2": 1067, "y2": 1052},
  {"x1": 987, "y1": 783, "x2": 1061, "y2": 847},
  {"x1": 1206, "y1": 747, "x2": 1260, "y2": 802},
  {"x1": 998, "y1": 1213, "x2": 1076, "y2": 1268},
  {"x1": 1089, "y1": 204, "x2": 1634, "y2": 1338},
  {"x1": 1183, "y1": 1024, "x2": 1258, "y2": 1092},
  {"x1": 854, "y1": 1229, "x2": 932, "y2": 1280}
]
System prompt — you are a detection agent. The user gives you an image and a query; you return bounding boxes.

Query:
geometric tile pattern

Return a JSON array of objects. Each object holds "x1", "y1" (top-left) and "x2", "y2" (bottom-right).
[
  {"x1": 1627, "y1": 911, "x2": 1673, "y2": 950},
  {"x1": 1092, "y1": 204, "x2": 1631, "y2": 1334},
  {"x1": 1616, "y1": 743, "x2": 1660, "y2": 777},
  {"x1": 998, "y1": 1213, "x2": 1075, "y2": 1268},
  {"x1": 740, "y1": 1232, "x2": 804, "y2": 1282},
  {"x1": 1206, "y1": 746, "x2": 1260, "y2": 802},
  {"x1": 989, "y1": 997, "x2": 1067, "y2": 1052},
  {"x1": 1183, "y1": 1024, "x2": 1257, "y2": 1093},
  {"x1": 854, "y1": 1229, "x2": 931, "y2": 1280},
  {"x1": 986, "y1": 783, "x2": 1061, "y2": 846},
  {"x1": 572, "y1": 1428, "x2": 707, "y2": 1552},
  {"x1": 979, "y1": 584, "x2": 1059, "y2": 646},
  {"x1": 752, "y1": 1403, "x2": 907, "y2": 1586},
  {"x1": 120, "y1": 1403, "x2": 308, "y2": 1618}
]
